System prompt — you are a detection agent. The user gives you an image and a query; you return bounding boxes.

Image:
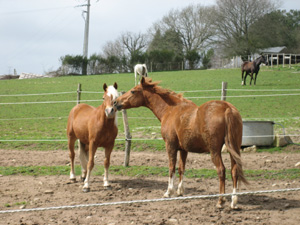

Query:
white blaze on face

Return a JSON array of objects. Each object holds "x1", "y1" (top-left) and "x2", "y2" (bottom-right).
[
  {"x1": 105, "y1": 85, "x2": 119, "y2": 125},
  {"x1": 107, "y1": 85, "x2": 119, "y2": 100}
]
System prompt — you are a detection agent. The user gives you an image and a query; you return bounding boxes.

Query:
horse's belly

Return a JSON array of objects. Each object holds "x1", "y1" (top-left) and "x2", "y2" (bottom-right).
[{"x1": 179, "y1": 134, "x2": 209, "y2": 153}]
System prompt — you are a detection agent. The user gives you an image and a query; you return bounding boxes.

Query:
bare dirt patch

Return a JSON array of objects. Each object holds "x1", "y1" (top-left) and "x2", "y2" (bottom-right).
[{"x1": 1, "y1": 148, "x2": 300, "y2": 225}]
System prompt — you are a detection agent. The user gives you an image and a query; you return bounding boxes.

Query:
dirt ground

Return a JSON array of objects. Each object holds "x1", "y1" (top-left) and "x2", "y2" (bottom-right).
[{"x1": 1, "y1": 146, "x2": 300, "y2": 225}]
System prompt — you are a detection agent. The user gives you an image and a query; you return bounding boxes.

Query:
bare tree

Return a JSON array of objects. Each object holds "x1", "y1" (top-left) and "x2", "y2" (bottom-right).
[
  {"x1": 102, "y1": 39, "x2": 125, "y2": 58},
  {"x1": 120, "y1": 32, "x2": 148, "y2": 70},
  {"x1": 159, "y1": 4, "x2": 216, "y2": 53},
  {"x1": 121, "y1": 32, "x2": 148, "y2": 55},
  {"x1": 214, "y1": 0, "x2": 280, "y2": 58}
]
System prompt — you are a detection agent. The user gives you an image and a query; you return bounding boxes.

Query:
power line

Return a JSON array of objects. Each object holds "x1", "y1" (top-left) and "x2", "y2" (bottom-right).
[{"x1": 0, "y1": 6, "x2": 74, "y2": 16}]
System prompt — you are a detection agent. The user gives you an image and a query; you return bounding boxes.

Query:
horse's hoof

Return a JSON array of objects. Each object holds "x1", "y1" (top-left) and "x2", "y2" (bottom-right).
[
  {"x1": 216, "y1": 197, "x2": 226, "y2": 208},
  {"x1": 163, "y1": 193, "x2": 170, "y2": 198},
  {"x1": 176, "y1": 190, "x2": 184, "y2": 196},
  {"x1": 231, "y1": 205, "x2": 240, "y2": 210},
  {"x1": 83, "y1": 187, "x2": 90, "y2": 193},
  {"x1": 69, "y1": 178, "x2": 77, "y2": 183},
  {"x1": 80, "y1": 176, "x2": 86, "y2": 182},
  {"x1": 216, "y1": 203, "x2": 224, "y2": 209},
  {"x1": 104, "y1": 185, "x2": 112, "y2": 190}
]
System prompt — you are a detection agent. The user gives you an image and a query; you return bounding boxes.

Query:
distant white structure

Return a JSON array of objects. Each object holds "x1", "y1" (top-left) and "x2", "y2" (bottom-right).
[{"x1": 19, "y1": 72, "x2": 52, "y2": 79}]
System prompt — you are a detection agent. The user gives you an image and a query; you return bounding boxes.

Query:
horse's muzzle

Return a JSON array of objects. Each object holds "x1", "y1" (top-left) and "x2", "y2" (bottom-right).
[
  {"x1": 116, "y1": 104, "x2": 123, "y2": 111},
  {"x1": 113, "y1": 100, "x2": 123, "y2": 111},
  {"x1": 105, "y1": 107, "x2": 116, "y2": 118}
]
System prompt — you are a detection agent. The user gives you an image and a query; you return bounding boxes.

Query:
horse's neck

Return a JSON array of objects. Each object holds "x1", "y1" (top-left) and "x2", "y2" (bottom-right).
[
  {"x1": 96, "y1": 104, "x2": 116, "y2": 125},
  {"x1": 255, "y1": 58, "x2": 262, "y2": 66},
  {"x1": 144, "y1": 91, "x2": 186, "y2": 121}
]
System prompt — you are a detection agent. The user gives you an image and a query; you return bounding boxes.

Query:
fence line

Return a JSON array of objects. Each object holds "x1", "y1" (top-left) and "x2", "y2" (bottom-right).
[
  {"x1": 0, "y1": 116, "x2": 157, "y2": 121},
  {"x1": 1, "y1": 187, "x2": 300, "y2": 214},
  {"x1": 1, "y1": 93, "x2": 300, "y2": 105},
  {"x1": 0, "y1": 92, "x2": 76, "y2": 97},
  {"x1": 1, "y1": 88, "x2": 300, "y2": 98},
  {"x1": 0, "y1": 116, "x2": 299, "y2": 122},
  {"x1": 0, "y1": 99, "x2": 103, "y2": 105},
  {"x1": 0, "y1": 116, "x2": 68, "y2": 121},
  {"x1": 226, "y1": 89, "x2": 300, "y2": 92},
  {"x1": 186, "y1": 93, "x2": 300, "y2": 99},
  {"x1": 0, "y1": 134, "x2": 299, "y2": 142}
]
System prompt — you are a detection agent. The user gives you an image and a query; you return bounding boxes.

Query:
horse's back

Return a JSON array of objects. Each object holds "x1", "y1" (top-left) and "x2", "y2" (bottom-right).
[
  {"x1": 241, "y1": 61, "x2": 251, "y2": 71},
  {"x1": 68, "y1": 104, "x2": 95, "y2": 122}
]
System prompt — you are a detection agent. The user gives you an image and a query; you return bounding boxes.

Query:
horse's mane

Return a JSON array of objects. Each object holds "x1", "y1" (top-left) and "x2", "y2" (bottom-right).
[{"x1": 143, "y1": 78, "x2": 194, "y2": 105}]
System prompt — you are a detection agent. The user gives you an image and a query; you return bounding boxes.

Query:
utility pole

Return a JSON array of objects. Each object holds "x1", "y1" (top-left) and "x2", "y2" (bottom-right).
[{"x1": 82, "y1": 0, "x2": 91, "y2": 75}]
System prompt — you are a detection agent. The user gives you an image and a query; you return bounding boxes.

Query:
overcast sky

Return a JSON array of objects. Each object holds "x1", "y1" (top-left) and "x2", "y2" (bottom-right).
[{"x1": 0, "y1": 0, "x2": 299, "y2": 75}]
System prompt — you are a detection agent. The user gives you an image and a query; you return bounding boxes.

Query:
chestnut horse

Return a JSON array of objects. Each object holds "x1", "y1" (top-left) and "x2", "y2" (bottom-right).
[
  {"x1": 114, "y1": 77, "x2": 249, "y2": 209},
  {"x1": 241, "y1": 55, "x2": 268, "y2": 85},
  {"x1": 67, "y1": 82, "x2": 118, "y2": 192}
]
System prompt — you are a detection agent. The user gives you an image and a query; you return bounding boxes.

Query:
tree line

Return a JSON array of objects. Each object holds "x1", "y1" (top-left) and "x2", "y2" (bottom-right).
[{"x1": 58, "y1": 0, "x2": 300, "y2": 75}]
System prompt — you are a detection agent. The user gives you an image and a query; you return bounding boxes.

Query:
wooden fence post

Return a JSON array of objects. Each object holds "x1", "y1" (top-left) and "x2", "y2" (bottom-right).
[
  {"x1": 221, "y1": 82, "x2": 227, "y2": 101},
  {"x1": 77, "y1": 83, "x2": 81, "y2": 105},
  {"x1": 121, "y1": 92, "x2": 132, "y2": 167}
]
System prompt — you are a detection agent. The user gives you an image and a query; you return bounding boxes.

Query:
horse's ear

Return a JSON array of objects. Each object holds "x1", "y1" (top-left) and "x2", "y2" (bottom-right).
[
  {"x1": 103, "y1": 83, "x2": 108, "y2": 91},
  {"x1": 113, "y1": 82, "x2": 118, "y2": 90},
  {"x1": 141, "y1": 77, "x2": 145, "y2": 86}
]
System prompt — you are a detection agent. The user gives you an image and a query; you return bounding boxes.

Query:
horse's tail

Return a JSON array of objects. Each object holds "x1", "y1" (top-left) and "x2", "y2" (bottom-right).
[{"x1": 224, "y1": 106, "x2": 249, "y2": 186}]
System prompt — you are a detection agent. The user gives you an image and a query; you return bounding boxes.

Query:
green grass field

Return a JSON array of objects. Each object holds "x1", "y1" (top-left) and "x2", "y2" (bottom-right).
[{"x1": 0, "y1": 67, "x2": 299, "y2": 151}]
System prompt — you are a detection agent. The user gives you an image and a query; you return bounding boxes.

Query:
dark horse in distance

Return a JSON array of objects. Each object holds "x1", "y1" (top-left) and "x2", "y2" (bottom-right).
[{"x1": 241, "y1": 55, "x2": 268, "y2": 85}]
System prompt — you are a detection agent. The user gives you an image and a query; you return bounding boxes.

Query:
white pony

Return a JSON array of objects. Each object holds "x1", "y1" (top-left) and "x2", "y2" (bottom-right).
[{"x1": 134, "y1": 64, "x2": 148, "y2": 86}]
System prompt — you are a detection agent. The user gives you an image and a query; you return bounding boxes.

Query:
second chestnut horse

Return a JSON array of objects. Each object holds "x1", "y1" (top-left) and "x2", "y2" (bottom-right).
[
  {"x1": 67, "y1": 82, "x2": 119, "y2": 192},
  {"x1": 114, "y1": 77, "x2": 248, "y2": 209}
]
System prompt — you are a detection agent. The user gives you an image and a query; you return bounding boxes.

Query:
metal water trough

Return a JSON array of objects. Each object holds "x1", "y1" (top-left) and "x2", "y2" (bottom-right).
[{"x1": 242, "y1": 121, "x2": 274, "y2": 146}]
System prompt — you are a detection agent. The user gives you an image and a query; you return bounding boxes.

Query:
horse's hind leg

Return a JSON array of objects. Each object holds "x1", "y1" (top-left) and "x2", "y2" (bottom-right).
[
  {"x1": 254, "y1": 72, "x2": 258, "y2": 85},
  {"x1": 211, "y1": 152, "x2": 226, "y2": 208},
  {"x1": 230, "y1": 154, "x2": 239, "y2": 209},
  {"x1": 78, "y1": 141, "x2": 88, "y2": 181},
  {"x1": 249, "y1": 72, "x2": 254, "y2": 85},
  {"x1": 177, "y1": 150, "x2": 188, "y2": 196},
  {"x1": 244, "y1": 73, "x2": 249, "y2": 86},
  {"x1": 103, "y1": 146, "x2": 114, "y2": 188},
  {"x1": 83, "y1": 142, "x2": 97, "y2": 192},
  {"x1": 164, "y1": 144, "x2": 177, "y2": 198},
  {"x1": 68, "y1": 137, "x2": 77, "y2": 182}
]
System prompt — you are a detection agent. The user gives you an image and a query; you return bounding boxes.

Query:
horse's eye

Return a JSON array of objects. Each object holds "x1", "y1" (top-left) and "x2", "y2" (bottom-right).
[{"x1": 131, "y1": 90, "x2": 135, "y2": 94}]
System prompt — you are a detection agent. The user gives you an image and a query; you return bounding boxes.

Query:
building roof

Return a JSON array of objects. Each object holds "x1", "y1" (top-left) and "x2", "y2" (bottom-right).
[{"x1": 260, "y1": 46, "x2": 287, "y2": 54}]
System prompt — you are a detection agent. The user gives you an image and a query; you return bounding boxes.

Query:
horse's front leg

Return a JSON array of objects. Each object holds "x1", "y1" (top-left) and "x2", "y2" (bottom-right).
[
  {"x1": 103, "y1": 145, "x2": 113, "y2": 188},
  {"x1": 254, "y1": 72, "x2": 258, "y2": 85},
  {"x1": 164, "y1": 145, "x2": 177, "y2": 198},
  {"x1": 241, "y1": 71, "x2": 245, "y2": 85},
  {"x1": 177, "y1": 150, "x2": 188, "y2": 196},
  {"x1": 83, "y1": 142, "x2": 97, "y2": 192}
]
